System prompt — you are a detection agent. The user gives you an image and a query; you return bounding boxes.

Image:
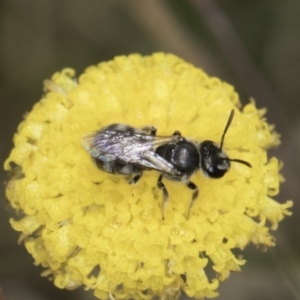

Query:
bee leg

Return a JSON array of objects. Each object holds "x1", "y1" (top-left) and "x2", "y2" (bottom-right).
[
  {"x1": 186, "y1": 181, "x2": 199, "y2": 218},
  {"x1": 141, "y1": 126, "x2": 157, "y2": 136},
  {"x1": 128, "y1": 172, "x2": 143, "y2": 185},
  {"x1": 157, "y1": 174, "x2": 169, "y2": 219},
  {"x1": 172, "y1": 130, "x2": 181, "y2": 137}
]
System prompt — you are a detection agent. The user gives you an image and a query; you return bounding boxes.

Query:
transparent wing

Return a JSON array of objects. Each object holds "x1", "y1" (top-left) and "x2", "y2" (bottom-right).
[
  {"x1": 81, "y1": 127, "x2": 181, "y2": 174},
  {"x1": 141, "y1": 151, "x2": 181, "y2": 176}
]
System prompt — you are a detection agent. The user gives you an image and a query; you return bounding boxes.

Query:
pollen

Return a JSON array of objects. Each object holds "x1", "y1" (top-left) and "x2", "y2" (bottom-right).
[{"x1": 4, "y1": 53, "x2": 292, "y2": 299}]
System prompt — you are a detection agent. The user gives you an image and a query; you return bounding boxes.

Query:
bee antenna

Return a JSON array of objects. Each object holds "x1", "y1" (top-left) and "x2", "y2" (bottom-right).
[
  {"x1": 220, "y1": 110, "x2": 252, "y2": 169},
  {"x1": 228, "y1": 158, "x2": 252, "y2": 168},
  {"x1": 220, "y1": 109, "x2": 235, "y2": 151}
]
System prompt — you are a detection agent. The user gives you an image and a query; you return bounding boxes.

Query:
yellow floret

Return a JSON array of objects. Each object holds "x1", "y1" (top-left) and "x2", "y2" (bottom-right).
[{"x1": 4, "y1": 53, "x2": 292, "y2": 299}]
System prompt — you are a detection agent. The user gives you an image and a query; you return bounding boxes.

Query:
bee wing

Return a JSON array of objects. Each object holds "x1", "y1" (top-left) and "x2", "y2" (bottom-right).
[
  {"x1": 81, "y1": 131, "x2": 109, "y2": 159},
  {"x1": 141, "y1": 151, "x2": 181, "y2": 176},
  {"x1": 81, "y1": 130, "x2": 181, "y2": 166}
]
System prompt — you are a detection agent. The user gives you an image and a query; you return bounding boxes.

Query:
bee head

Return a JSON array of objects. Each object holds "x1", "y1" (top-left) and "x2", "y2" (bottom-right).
[
  {"x1": 199, "y1": 141, "x2": 230, "y2": 178},
  {"x1": 199, "y1": 110, "x2": 251, "y2": 178}
]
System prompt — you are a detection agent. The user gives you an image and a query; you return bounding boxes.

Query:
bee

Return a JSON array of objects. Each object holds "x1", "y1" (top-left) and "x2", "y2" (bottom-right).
[{"x1": 82, "y1": 110, "x2": 251, "y2": 218}]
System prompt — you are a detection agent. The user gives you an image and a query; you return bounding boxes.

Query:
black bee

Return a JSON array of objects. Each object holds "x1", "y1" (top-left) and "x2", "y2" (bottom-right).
[{"x1": 82, "y1": 110, "x2": 251, "y2": 218}]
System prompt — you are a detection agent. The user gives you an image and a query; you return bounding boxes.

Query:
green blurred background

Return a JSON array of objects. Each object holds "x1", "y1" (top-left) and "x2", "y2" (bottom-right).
[{"x1": 1, "y1": 1, "x2": 299, "y2": 299}]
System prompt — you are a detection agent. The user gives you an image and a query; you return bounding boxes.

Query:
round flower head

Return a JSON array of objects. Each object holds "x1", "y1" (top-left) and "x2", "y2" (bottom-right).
[{"x1": 4, "y1": 53, "x2": 292, "y2": 299}]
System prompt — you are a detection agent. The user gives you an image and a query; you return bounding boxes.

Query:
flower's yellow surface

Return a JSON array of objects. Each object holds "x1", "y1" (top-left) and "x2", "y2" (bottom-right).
[{"x1": 4, "y1": 53, "x2": 292, "y2": 299}]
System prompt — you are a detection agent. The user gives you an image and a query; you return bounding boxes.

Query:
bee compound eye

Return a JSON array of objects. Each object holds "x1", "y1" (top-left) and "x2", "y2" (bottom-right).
[{"x1": 208, "y1": 166, "x2": 227, "y2": 178}]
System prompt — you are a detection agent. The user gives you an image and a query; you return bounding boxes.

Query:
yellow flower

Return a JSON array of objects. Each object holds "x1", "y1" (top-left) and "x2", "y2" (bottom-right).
[{"x1": 4, "y1": 53, "x2": 292, "y2": 299}]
